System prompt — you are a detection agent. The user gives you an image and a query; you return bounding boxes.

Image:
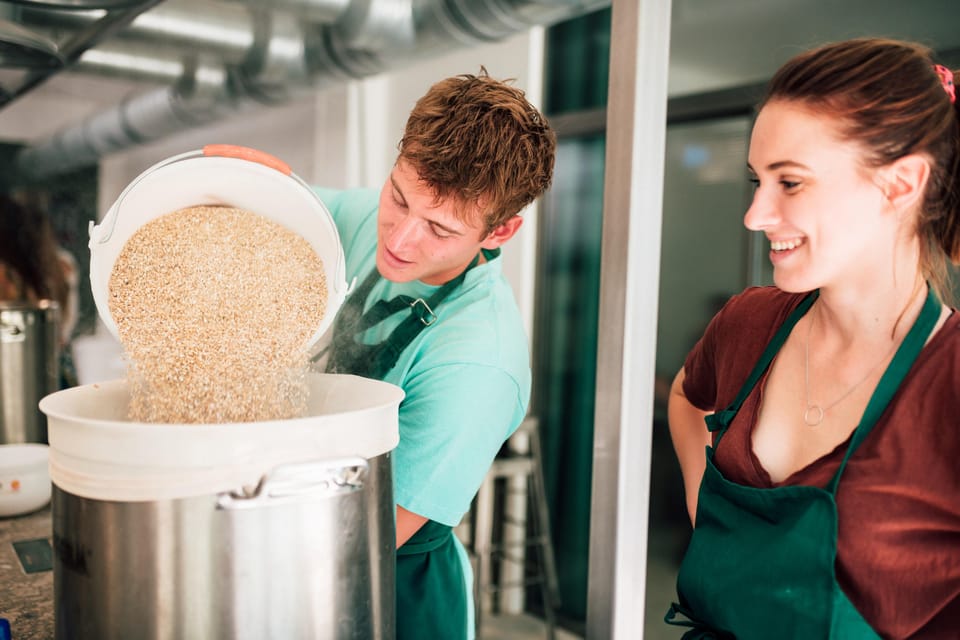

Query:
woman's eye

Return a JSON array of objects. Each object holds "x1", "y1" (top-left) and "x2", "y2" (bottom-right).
[{"x1": 748, "y1": 175, "x2": 801, "y2": 192}]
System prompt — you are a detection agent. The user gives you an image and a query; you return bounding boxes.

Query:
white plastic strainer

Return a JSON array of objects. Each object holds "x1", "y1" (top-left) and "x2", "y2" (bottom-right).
[{"x1": 89, "y1": 144, "x2": 347, "y2": 350}]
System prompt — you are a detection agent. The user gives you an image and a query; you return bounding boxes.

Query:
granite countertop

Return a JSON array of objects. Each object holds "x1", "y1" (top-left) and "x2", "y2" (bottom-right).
[{"x1": 0, "y1": 505, "x2": 54, "y2": 640}]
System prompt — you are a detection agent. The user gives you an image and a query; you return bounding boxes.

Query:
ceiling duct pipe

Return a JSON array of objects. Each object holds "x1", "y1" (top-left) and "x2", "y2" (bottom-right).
[
  {"x1": 452, "y1": 0, "x2": 611, "y2": 41},
  {"x1": 305, "y1": 0, "x2": 416, "y2": 82},
  {"x1": 220, "y1": 0, "x2": 351, "y2": 24},
  {"x1": 16, "y1": 5, "x2": 318, "y2": 178},
  {"x1": 73, "y1": 39, "x2": 187, "y2": 83},
  {"x1": 16, "y1": 57, "x2": 240, "y2": 179},
  {"x1": 15, "y1": 0, "x2": 610, "y2": 180},
  {"x1": 239, "y1": 6, "x2": 311, "y2": 103},
  {"x1": 26, "y1": 1, "x2": 311, "y2": 89},
  {"x1": 18, "y1": 0, "x2": 257, "y2": 65}
]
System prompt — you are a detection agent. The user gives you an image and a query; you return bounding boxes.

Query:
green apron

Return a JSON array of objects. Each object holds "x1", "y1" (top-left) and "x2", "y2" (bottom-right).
[
  {"x1": 396, "y1": 519, "x2": 468, "y2": 640},
  {"x1": 320, "y1": 252, "x2": 486, "y2": 378},
  {"x1": 316, "y1": 252, "x2": 497, "y2": 640},
  {"x1": 666, "y1": 287, "x2": 941, "y2": 639}
]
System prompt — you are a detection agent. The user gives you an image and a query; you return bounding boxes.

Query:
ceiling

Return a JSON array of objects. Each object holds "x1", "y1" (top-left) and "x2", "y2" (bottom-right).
[{"x1": 0, "y1": 0, "x2": 958, "y2": 160}]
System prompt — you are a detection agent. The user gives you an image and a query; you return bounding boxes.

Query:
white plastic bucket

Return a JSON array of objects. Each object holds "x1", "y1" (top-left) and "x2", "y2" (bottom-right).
[
  {"x1": 89, "y1": 144, "x2": 348, "y2": 350},
  {"x1": 39, "y1": 372, "x2": 403, "y2": 502}
]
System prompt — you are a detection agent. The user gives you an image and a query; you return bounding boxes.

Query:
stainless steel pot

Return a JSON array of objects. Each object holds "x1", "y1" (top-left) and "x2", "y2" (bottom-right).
[
  {"x1": 52, "y1": 453, "x2": 395, "y2": 640},
  {"x1": 40, "y1": 372, "x2": 404, "y2": 640},
  {"x1": 0, "y1": 301, "x2": 59, "y2": 444}
]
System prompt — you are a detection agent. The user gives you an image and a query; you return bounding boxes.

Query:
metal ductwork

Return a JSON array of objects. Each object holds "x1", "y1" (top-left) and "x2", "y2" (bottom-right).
[{"x1": 10, "y1": 0, "x2": 609, "y2": 180}]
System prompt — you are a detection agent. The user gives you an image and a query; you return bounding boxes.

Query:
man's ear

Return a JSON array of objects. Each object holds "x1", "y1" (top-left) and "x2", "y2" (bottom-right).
[
  {"x1": 481, "y1": 215, "x2": 523, "y2": 249},
  {"x1": 880, "y1": 153, "x2": 930, "y2": 214}
]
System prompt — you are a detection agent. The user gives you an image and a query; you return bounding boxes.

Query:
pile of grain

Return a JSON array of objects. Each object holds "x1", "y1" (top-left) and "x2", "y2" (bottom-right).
[{"x1": 108, "y1": 205, "x2": 328, "y2": 423}]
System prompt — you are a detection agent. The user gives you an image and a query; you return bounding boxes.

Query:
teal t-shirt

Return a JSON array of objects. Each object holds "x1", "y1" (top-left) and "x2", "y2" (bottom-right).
[{"x1": 314, "y1": 184, "x2": 531, "y2": 516}]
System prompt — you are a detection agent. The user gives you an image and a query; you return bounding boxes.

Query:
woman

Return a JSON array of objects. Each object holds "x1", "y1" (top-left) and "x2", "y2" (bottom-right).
[
  {"x1": 1, "y1": 193, "x2": 79, "y2": 388},
  {"x1": 666, "y1": 39, "x2": 960, "y2": 638}
]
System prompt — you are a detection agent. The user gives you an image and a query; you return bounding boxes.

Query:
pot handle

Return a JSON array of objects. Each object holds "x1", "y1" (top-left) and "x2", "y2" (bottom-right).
[
  {"x1": 216, "y1": 457, "x2": 369, "y2": 510},
  {"x1": 0, "y1": 315, "x2": 25, "y2": 343}
]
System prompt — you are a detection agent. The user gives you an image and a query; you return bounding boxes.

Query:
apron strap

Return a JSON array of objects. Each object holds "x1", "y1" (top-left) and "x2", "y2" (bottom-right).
[
  {"x1": 396, "y1": 524, "x2": 453, "y2": 556},
  {"x1": 826, "y1": 286, "x2": 941, "y2": 493},
  {"x1": 395, "y1": 521, "x2": 467, "y2": 640},
  {"x1": 317, "y1": 249, "x2": 498, "y2": 379},
  {"x1": 311, "y1": 267, "x2": 380, "y2": 364},
  {"x1": 665, "y1": 602, "x2": 735, "y2": 639},
  {"x1": 707, "y1": 291, "x2": 818, "y2": 440}
]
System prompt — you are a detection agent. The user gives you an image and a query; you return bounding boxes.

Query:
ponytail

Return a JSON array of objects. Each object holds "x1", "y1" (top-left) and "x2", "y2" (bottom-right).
[{"x1": 937, "y1": 84, "x2": 960, "y2": 265}]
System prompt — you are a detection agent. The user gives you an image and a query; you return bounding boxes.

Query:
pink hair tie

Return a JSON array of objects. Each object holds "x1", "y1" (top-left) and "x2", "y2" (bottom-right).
[{"x1": 934, "y1": 64, "x2": 956, "y2": 104}]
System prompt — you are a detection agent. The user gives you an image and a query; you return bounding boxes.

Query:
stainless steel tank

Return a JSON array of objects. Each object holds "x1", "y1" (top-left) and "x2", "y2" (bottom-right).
[
  {"x1": 40, "y1": 372, "x2": 403, "y2": 640},
  {"x1": 0, "y1": 301, "x2": 59, "y2": 444}
]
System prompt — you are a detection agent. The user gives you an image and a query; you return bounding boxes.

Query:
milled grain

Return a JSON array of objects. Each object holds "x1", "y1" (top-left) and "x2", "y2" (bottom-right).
[{"x1": 108, "y1": 205, "x2": 327, "y2": 423}]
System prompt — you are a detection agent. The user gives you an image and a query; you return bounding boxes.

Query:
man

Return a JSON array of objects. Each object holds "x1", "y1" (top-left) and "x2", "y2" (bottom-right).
[{"x1": 313, "y1": 69, "x2": 555, "y2": 639}]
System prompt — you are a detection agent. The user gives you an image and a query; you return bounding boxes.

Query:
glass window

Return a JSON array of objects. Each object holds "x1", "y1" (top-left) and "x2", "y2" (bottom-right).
[{"x1": 532, "y1": 133, "x2": 605, "y2": 625}]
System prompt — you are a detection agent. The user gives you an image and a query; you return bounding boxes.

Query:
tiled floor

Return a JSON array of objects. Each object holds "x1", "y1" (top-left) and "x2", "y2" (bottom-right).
[
  {"x1": 479, "y1": 613, "x2": 582, "y2": 640},
  {"x1": 475, "y1": 523, "x2": 687, "y2": 640},
  {"x1": 643, "y1": 525, "x2": 686, "y2": 640}
]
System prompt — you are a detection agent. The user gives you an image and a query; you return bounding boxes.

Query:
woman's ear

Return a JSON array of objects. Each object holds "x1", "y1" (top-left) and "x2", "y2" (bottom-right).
[
  {"x1": 880, "y1": 153, "x2": 931, "y2": 214},
  {"x1": 481, "y1": 215, "x2": 523, "y2": 249}
]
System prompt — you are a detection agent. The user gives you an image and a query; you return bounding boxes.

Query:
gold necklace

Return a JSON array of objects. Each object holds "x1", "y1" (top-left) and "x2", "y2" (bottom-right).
[{"x1": 802, "y1": 303, "x2": 898, "y2": 427}]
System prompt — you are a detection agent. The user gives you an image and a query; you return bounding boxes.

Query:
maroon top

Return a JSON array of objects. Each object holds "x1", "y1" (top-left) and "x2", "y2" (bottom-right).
[{"x1": 683, "y1": 286, "x2": 960, "y2": 639}]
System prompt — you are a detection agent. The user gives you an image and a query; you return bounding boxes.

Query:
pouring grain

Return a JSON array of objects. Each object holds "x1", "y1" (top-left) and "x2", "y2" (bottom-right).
[{"x1": 108, "y1": 205, "x2": 328, "y2": 423}]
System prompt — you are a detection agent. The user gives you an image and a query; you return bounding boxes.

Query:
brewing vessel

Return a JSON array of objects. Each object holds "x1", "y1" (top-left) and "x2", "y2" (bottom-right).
[{"x1": 0, "y1": 301, "x2": 58, "y2": 444}]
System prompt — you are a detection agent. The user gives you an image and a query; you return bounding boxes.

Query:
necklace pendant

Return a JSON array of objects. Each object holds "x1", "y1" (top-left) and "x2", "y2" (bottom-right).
[{"x1": 803, "y1": 404, "x2": 825, "y2": 426}]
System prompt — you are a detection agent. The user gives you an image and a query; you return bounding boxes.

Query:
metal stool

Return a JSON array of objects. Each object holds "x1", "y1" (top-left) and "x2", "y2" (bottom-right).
[{"x1": 459, "y1": 416, "x2": 562, "y2": 639}]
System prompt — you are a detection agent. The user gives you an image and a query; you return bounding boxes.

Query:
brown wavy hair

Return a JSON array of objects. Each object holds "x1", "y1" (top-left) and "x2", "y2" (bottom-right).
[
  {"x1": 398, "y1": 68, "x2": 556, "y2": 232},
  {"x1": 761, "y1": 38, "x2": 960, "y2": 302},
  {"x1": 0, "y1": 193, "x2": 69, "y2": 309}
]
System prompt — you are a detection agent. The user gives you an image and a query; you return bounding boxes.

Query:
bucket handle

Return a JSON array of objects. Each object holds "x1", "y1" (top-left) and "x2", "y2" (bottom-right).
[
  {"x1": 202, "y1": 144, "x2": 291, "y2": 176},
  {"x1": 216, "y1": 456, "x2": 369, "y2": 510}
]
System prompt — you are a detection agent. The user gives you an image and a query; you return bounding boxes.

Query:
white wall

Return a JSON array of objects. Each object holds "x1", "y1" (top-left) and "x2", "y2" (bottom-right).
[{"x1": 78, "y1": 31, "x2": 543, "y2": 383}]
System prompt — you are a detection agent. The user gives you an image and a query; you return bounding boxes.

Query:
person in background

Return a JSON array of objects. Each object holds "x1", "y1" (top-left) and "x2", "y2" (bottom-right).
[
  {"x1": 0, "y1": 193, "x2": 79, "y2": 388},
  {"x1": 312, "y1": 69, "x2": 555, "y2": 639},
  {"x1": 666, "y1": 38, "x2": 960, "y2": 638}
]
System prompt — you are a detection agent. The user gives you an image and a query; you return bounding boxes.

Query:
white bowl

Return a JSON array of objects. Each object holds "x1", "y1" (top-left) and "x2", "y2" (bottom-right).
[{"x1": 0, "y1": 443, "x2": 51, "y2": 517}]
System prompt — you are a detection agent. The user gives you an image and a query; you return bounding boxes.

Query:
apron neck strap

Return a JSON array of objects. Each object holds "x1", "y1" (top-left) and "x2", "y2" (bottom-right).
[
  {"x1": 383, "y1": 248, "x2": 489, "y2": 317},
  {"x1": 709, "y1": 291, "x2": 818, "y2": 440},
  {"x1": 320, "y1": 249, "x2": 494, "y2": 378},
  {"x1": 826, "y1": 285, "x2": 941, "y2": 492}
]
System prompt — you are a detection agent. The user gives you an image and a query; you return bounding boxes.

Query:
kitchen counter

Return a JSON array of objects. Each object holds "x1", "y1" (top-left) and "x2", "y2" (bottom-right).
[{"x1": 0, "y1": 505, "x2": 54, "y2": 640}]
